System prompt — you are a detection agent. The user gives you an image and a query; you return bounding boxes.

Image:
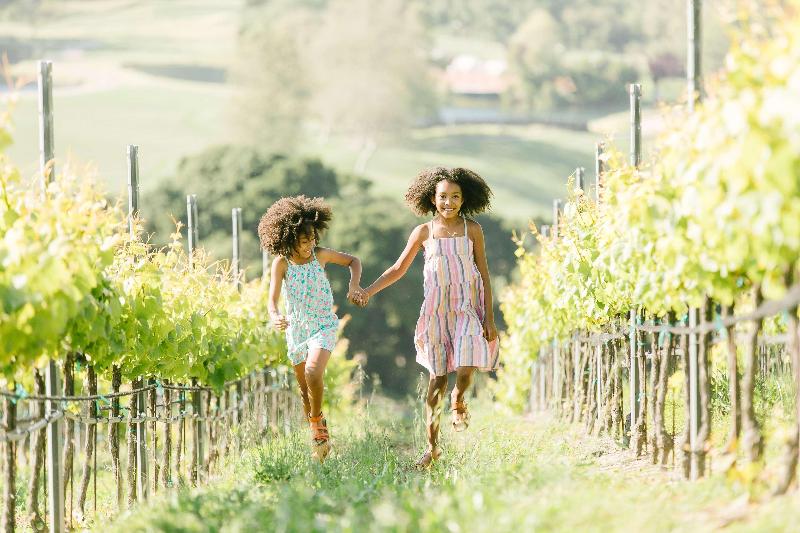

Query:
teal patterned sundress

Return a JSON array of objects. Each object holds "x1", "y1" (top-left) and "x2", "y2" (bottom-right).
[{"x1": 283, "y1": 249, "x2": 339, "y2": 365}]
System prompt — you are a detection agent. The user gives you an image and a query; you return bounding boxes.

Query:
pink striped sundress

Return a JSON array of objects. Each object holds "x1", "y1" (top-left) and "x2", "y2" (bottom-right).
[{"x1": 414, "y1": 217, "x2": 499, "y2": 376}]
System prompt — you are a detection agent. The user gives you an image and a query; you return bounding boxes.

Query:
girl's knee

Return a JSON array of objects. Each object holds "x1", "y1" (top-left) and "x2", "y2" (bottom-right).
[
  {"x1": 304, "y1": 364, "x2": 324, "y2": 384},
  {"x1": 429, "y1": 375, "x2": 447, "y2": 387}
]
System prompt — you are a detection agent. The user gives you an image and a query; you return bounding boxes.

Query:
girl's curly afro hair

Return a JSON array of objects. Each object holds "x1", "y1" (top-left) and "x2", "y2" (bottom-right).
[
  {"x1": 258, "y1": 195, "x2": 332, "y2": 257},
  {"x1": 404, "y1": 166, "x2": 493, "y2": 217}
]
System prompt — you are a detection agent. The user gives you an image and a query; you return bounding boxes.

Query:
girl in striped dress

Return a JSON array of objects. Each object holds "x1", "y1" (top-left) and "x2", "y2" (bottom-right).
[
  {"x1": 259, "y1": 195, "x2": 368, "y2": 462},
  {"x1": 364, "y1": 167, "x2": 499, "y2": 467}
]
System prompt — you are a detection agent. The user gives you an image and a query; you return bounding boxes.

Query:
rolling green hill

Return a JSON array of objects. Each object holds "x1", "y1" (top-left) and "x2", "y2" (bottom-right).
[{"x1": 2, "y1": 0, "x2": 622, "y2": 222}]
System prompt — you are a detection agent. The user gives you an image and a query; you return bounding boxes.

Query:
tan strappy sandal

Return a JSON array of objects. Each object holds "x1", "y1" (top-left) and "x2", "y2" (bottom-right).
[
  {"x1": 451, "y1": 400, "x2": 470, "y2": 432},
  {"x1": 414, "y1": 447, "x2": 442, "y2": 469},
  {"x1": 308, "y1": 412, "x2": 331, "y2": 463}
]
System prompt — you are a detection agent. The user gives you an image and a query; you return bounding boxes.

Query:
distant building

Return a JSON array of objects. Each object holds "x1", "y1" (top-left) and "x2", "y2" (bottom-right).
[{"x1": 443, "y1": 54, "x2": 509, "y2": 97}]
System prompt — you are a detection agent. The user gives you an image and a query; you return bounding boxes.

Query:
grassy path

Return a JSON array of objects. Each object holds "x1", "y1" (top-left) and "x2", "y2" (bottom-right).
[{"x1": 109, "y1": 399, "x2": 800, "y2": 532}]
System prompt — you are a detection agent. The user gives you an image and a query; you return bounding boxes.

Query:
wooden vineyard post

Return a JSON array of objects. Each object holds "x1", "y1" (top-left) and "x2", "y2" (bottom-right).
[
  {"x1": 61, "y1": 354, "x2": 74, "y2": 513},
  {"x1": 128, "y1": 147, "x2": 149, "y2": 502},
  {"x1": 132, "y1": 146, "x2": 148, "y2": 505},
  {"x1": 186, "y1": 196, "x2": 206, "y2": 483},
  {"x1": 232, "y1": 207, "x2": 243, "y2": 292},
  {"x1": 687, "y1": 0, "x2": 702, "y2": 112},
  {"x1": 595, "y1": 142, "x2": 605, "y2": 201},
  {"x1": 626, "y1": 83, "x2": 643, "y2": 450},
  {"x1": 162, "y1": 383, "x2": 172, "y2": 489},
  {"x1": 127, "y1": 145, "x2": 139, "y2": 238},
  {"x1": 190, "y1": 381, "x2": 197, "y2": 486},
  {"x1": 552, "y1": 200, "x2": 562, "y2": 238},
  {"x1": 187, "y1": 194, "x2": 199, "y2": 263},
  {"x1": 684, "y1": 4, "x2": 703, "y2": 476},
  {"x1": 176, "y1": 388, "x2": 185, "y2": 484},
  {"x1": 634, "y1": 318, "x2": 648, "y2": 455},
  {"x1": 575, "y1": 167, "x2": 585, "y2": 191},
  {"x1": 150, "y1": 380, "x2": 158, "y2": 494},
  {"x1": 629, "y1": 83, "x2": 642, "y2": 168},
  {"x1": 696, "y1": 300, "x2": 712, "y2": 478},
  {"x1": 190, "y1": 380, "x2": 203, "y2": 486},
  {"x1": 127, "y1": 381, "x2": 138, "y2": 508},
  {"x1": 197, "y1": 386, "x2": 205, "y2": 483},
  {"x1": 232, "y1": 208, "x2": 245, "y2": 439},
  {"x1": 39, "y1": 59, "x2": 65, "y2": 533},
  {"x1": 688, "y1": 307, "x2": 701, "y2": 479},
  {"x1": 629, "y1": 310, "x2": 639, "y2": 446}
]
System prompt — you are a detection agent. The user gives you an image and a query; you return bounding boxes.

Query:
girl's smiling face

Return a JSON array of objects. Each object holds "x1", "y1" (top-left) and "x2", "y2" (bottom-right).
[
  {"x1": 292, "y1": 231, "x2": 316, "y2": 261},
  {"x1": 432, "y1": 180, "x2": 463, "y2": 219}
]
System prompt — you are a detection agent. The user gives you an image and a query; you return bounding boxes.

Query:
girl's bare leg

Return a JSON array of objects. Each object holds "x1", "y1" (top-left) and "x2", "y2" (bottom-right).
[
  {"x1": 304, "y1": 348, "x2": 332, "y2": 462},
  {"x1": 451, "y1": 367, "x2": 476, "y2": 404},
  {"x1": 292, "y1": 362, "x2": 311, "y2": 418},
  {"x1": 451, "y1": 367, "x2": 476, "y2": 431},
  {"x1": 305, "y1": 348, "x2": 332, "y2": 418},
  {"x1": 418, "y1": 375, "x2": 448, "y2": 467}
]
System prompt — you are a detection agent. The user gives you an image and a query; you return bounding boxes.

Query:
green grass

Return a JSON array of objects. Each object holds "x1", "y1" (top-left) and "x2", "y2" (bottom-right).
[
  {"x1": 7, "y1": 81, "x2": 235, "y2": 194},
  {"x1": 108, "y1": 396, "x2": 800, "y2": 533}
]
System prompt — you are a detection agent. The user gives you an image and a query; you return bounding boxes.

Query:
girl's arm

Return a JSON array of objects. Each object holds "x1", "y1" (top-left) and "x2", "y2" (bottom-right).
[
  {"x1": 469, "y1": 221, "x2": 498, "y2": 342},
  {"x1": 365, "y1": 224, "x2": 426, "y2": 297},
  {"x1": 315, "y1": 247, "x2": 365, "y2": 303},
  {"x1": 269, "y1": 256, "x2": 289, "y2": 331}
]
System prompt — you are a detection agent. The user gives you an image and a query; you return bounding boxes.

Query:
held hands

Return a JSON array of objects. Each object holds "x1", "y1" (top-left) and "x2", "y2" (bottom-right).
[
  {"x1": 347, "y1": 285, "x2": 369, "y2": 307},
  {"x1": 270, "y1": 312, "x2": 289, "y2": 331},
  {"x1": 483, "y1": 319, "x2": 498, "y2": 342}
]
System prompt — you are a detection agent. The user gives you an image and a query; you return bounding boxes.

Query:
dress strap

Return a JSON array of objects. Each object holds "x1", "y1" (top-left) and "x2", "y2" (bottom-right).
[
  {"x1": 463, "y1": 217, "x2": 468, "y2": 243},
  {"x1": 427, "y1": 221, "x2": 434, "y2": 244}
]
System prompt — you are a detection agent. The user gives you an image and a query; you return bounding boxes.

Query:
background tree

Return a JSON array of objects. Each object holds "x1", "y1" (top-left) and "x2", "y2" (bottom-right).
[
  {"x1": 308, "y1": 0, "x2": 437, "y2": 171},
  {"x1": 230, "y1": 8, "x2": 314, "y2": 153},
  {"x1": 506, "y1": 9, "x2": 564, "y2": 110}
]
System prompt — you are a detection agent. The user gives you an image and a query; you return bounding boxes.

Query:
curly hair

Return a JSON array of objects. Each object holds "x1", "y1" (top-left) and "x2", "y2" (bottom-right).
[
  {"x1": 404, "y1": 166, "x2": 493, "y2": 217},
  {"x1": 258, "y1": 195, "x2": 332, "y2": 257}
]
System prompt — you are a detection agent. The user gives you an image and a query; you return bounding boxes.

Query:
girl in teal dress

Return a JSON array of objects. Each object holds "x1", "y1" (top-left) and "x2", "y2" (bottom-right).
[{"x1": 258, "y1": 195, "x2": 367, "y2": 462}]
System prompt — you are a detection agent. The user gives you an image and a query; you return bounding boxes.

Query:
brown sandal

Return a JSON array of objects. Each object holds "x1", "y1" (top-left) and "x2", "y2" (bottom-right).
[
  {"x1": 451, "y1": 400, "x2": 470, "y2": 432},
  {"x1": 414, "y1": 447, "x2": 441, "y2": 469},
  {"x1": 308, "y1": 412, "x2": 331, "y2": 463}
]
